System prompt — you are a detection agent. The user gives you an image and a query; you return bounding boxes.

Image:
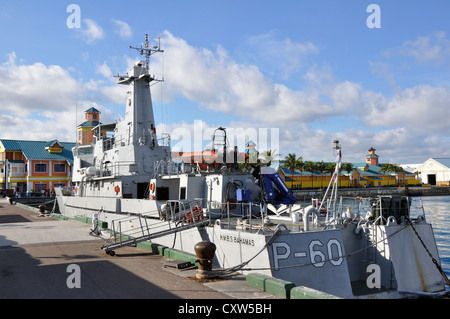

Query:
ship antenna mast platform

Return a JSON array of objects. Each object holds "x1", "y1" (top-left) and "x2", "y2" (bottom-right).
[{"x1": 128, "y1": 34, "x2": 164, "y2": 80}]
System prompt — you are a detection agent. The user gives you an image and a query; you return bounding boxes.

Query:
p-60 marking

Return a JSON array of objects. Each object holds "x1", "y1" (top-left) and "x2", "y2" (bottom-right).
[{"x1": 272, "y1": 238, "x2": 344, "y2": 270}]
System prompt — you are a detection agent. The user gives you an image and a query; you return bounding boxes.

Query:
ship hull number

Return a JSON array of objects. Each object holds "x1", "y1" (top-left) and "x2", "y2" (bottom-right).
[{"x1": 272, "y1": 239, "x2": 344, "y2": 270}]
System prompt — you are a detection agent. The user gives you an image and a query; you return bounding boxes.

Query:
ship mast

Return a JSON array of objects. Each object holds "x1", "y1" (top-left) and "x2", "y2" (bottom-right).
[
  {"x1": 112, "y1": 34, "x2": 165, "y2": 149},
  {"x1": 129, "y1": 34, "x2": 164, "y2": 77}
]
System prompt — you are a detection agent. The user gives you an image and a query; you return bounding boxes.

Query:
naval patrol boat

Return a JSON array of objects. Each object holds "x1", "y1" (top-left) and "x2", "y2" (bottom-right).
[{"x1": 55, "y1": 34, "x2": 449, "y2": 299}]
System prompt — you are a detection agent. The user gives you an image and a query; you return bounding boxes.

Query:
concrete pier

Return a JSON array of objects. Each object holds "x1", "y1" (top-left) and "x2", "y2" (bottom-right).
[{"x1": 0, "y1": 198, "x2": 276, "y2": 299}]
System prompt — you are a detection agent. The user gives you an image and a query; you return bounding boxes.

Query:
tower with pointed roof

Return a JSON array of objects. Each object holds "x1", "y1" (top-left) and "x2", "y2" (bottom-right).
[
  {"x1": 77, "y1": 107, "x2": 101, "y2": 145},
  {"x1": 365, "y1": 147, "x2": 379, "y2": 166}
]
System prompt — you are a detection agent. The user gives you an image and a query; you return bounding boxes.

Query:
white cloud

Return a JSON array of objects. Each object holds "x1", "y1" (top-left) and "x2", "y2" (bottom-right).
[
  {"x1": 369, "y1": 61, "x2": 399, "y2": 90},
  {"x1": 0, "y1": 53, "x2": 121, "y2": 142},
  {"x1": 361, "y1": 85, "x2": 450, "y2": 135},
  {"x1": 111, "y1": 19, "x2": 132, "y2": 39},
  {"x1": 154, "y1": 31, "x2": 358, "y2": 124},
  {"x1": 149, "y1": 31, "x2": 450, "y2": 163},
  {"x1": 1, "y1": 31, "x2": 449, "y2": 165},
  {"x1": 244, "y1": 31, "x2": 319, "y2": 79},
  {"x1": 277, "y1": 124, "x2": 450, "y2": 164},
  {"x1": 100, "y1": 85, "x2": 128, "y2": 104},
  {"x1": 0, "y1": 52, "x2": 78, "y2": 115},
  {"x1": 153, "y1": 30, "x2": 449, "y2": 128},
  {"x1": 81, "y1": 18, "x2": 104, "y2": 44},
  {"x1": 383, "y1": 31, "x2": 450, "y2": 65},
  {"x1": 96, "y1": 61, "x2": 113, "y2": 78}
]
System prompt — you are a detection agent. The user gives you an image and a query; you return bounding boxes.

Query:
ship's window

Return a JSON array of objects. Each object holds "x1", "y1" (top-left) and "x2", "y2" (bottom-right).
[
  {"x1": 156, "y1": 187, "x2": 169, "y2": 201},
  {"x1": 137, "y1": 183, "x2": 148, "y2": 199},
  {"x1": 180, "y1": 187, "x2": 186, "y2": 200}
]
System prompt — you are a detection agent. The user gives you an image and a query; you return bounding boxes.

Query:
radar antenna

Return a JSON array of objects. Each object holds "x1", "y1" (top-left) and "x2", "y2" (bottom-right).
[{"x1": 129, "y1": 34, "x2": 164, "y2": 75}]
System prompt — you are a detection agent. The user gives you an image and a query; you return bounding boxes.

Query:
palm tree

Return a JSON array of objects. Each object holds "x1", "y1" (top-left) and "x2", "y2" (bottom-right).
[
  {"x1": 282, "y1": 153, "x2": 299, "y2": 189},
  {"x1": 304, "y1": 161, "x2": 317, "y2": 188},
  {"x1": 341, "y1": 162, "x2": 354, "y2": 174},
  {"x1": 296, "y1": 157, "x2": 305, "y2": 188},
  {"x1": 341, "y1": 162, "x2": 354, "y2": 187},
  {"x1": 391, "y1": 164, "x2": 404, "y2": 186},
  {"x1": 325, "y1": 162, "x2": 337, "y2": 186},
  {"x1": 380, "y1": 163, "x2": 395, "y2": 186},
  {"x1": 315, "y1": 161, "x2": 327, "y2": 189}
]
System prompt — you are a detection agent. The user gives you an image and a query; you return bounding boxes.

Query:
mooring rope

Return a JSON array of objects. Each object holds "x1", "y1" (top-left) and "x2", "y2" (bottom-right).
[{"x1": 406, "y1": 217, "x2": 450, "y2": 287}]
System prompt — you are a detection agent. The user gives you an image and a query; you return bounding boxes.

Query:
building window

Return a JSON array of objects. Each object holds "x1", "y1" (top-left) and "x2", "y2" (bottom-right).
[
  {"x1": 35, "y1": 183, "x2": 47, "y2": 193},
  {"x1": 54, "y1": 183, "x2": 65, "y2": 188},
  {"x1": 53, "y1": 163, "x2": 66, "y2": 173},
  {"x1": 35, "y1": 163, "x2": 47, "y2": 173}
]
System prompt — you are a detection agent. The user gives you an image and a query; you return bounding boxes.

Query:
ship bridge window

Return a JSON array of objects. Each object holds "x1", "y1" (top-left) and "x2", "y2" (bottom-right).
[
  {"x1": 103, "y1": 137, "x2": 115, "y2": 151},
  {"x1": 76, "y1": 146, "x2": 93, "y2": 155}
]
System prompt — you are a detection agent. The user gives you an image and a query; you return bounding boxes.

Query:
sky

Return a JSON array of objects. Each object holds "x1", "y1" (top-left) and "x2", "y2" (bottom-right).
[{"x1": 0, "y1": 0, "x2": 449, "y2": 165}]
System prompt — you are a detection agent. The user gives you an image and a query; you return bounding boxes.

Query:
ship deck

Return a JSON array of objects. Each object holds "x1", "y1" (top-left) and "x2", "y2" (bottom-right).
[{"x1": 205, "y1": 211, "x2": 330, "y2": 235}]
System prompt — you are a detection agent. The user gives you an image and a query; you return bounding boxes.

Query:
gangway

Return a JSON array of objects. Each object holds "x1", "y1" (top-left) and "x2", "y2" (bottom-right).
[{"x1": 101, "y1": 200, "x2": 208, "y2": 256}]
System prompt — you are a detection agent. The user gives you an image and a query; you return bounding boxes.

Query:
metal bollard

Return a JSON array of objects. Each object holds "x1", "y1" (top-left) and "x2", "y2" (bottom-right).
[
  {"x1": 39, "y1": 204, "x2": 46, "y2": 216},
  {"x1": 194, "y1": 241, "x2": 216, "y2": 279}
]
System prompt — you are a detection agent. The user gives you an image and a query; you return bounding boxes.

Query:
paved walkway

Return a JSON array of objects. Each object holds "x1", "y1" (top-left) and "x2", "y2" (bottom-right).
[{"x1": 0, "y1": 198, "x2": 277, "y2": 300}]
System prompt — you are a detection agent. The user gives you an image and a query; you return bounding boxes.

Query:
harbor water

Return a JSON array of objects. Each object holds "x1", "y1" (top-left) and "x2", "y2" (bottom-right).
[{"x1": 416, "y1": 196, "x2": 450, "y2": 281}]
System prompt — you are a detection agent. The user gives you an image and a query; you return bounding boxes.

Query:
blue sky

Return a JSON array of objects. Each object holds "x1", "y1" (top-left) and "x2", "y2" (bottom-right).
[{"x1": 0, "y1": 1, "x2": 449, "y2": 164}]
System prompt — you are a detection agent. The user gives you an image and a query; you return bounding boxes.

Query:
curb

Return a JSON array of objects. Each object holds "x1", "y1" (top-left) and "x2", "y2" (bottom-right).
[
  {"x1": 290, "y1": 286, "x2": 342, "y2": 299},
  {"x1": 246, "y1": 273, "x2": 341, "y2": 299},
  {"x1": 246, "y1": 273, "x2": 295, "y2": 298}
]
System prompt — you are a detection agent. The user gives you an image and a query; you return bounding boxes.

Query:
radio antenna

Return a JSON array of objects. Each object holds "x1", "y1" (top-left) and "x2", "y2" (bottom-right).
[{"x1": 129, "y1": 34, "x2": 164, "y2": 74}]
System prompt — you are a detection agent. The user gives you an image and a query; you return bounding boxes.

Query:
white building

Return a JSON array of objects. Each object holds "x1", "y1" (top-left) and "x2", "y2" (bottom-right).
[{"x1": 416, "y1": 158, "x2": 450, "y2": 186}]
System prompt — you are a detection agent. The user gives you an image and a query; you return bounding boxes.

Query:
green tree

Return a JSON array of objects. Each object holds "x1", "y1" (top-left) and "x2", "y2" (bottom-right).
[
  {"x1": 341, "y1": 162, "x2": 354, "y2": 187},
  {"x1": 304, "y1": 161, "x2": 317, "y2": 188},
  {"x1": 282, "y1": 153, "x2": 300, "y2": 189},
  {"x1": 315, "y1": 161, "x2": 327, "y2": 189},
  {"x1": 296, "y1": 157, "x2": 305, "y2": 188},
  {"x1": 380, "y1": 163, "x2": 395, "y2": 186},
  {"x1": 325, "y1": 162, "x2": 337, "y2": 186},
  {"x1": 341, "y1": 162, "x2": 354, "y2": 174},
  {"x1": 391, "y1": 164, "x2": 404, "y2": 186}
]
